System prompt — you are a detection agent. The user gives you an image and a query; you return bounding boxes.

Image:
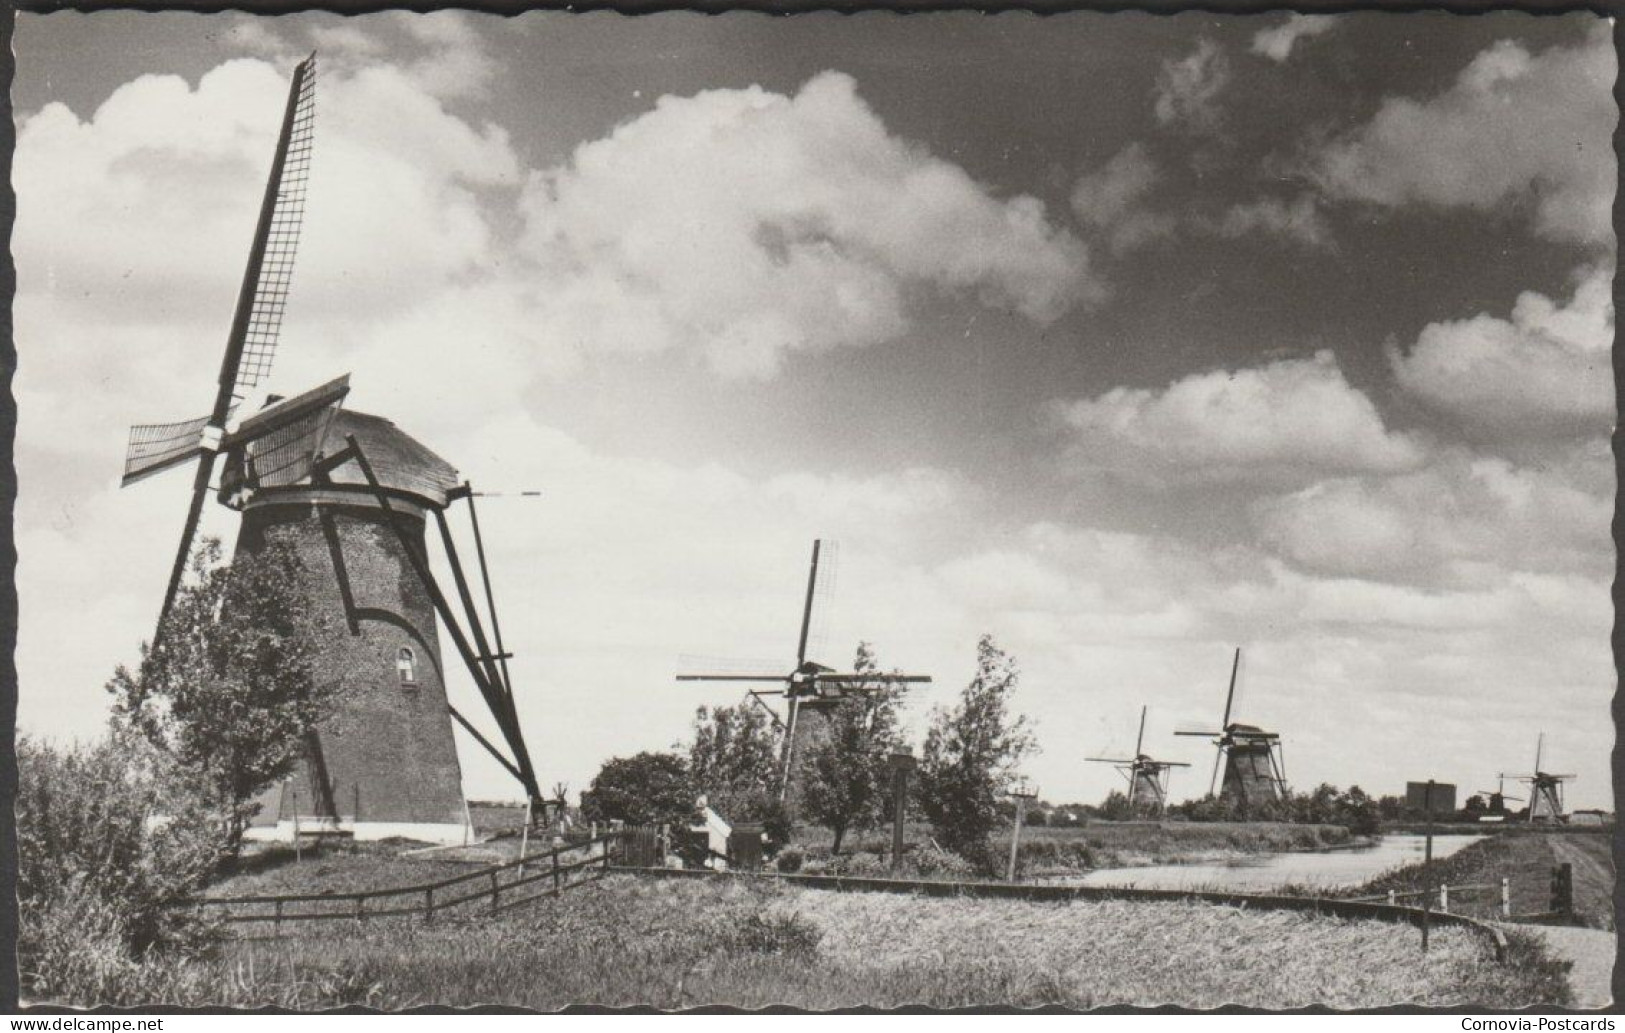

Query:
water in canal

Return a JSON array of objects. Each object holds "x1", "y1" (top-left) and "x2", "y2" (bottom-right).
[{"x1": 1074, "y1": 834, "x2": 1485, "y2": 892}]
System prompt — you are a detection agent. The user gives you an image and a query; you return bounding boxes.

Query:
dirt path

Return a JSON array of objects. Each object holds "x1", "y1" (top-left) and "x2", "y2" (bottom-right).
[
  {"x1": 1515, "y1": 925, "x2": 1615, "y2": 1009},
  {"x1": 1548, "y1": 835, "x2": 1615, "y2": 931}
]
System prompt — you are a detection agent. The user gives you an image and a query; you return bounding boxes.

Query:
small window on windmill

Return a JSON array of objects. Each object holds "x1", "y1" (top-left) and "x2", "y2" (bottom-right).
[{"x1": 397, "y1": 647, "x2": 418, "y2": 687}]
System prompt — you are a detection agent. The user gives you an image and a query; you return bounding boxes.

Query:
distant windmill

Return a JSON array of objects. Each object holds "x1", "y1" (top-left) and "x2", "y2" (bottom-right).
[
  {"x1": 1175, "y1": 648, "x2": 1287, "y2": 807},
  {"x1": 1474, "y1": 775, "x2": 1523, "y2": 815},
  {"x1": 119, "y1": 54, "x2": 544, "y2": 843},
  {"x1": 1085, "y1": 705, "x2": 1190, "y2": 815},
  {"x1": 678, "y1": 539, "x2": 930, "y2": 810},
  {"x1": 1500, "y1": 733, "x2": 1574, "y2": 824}
]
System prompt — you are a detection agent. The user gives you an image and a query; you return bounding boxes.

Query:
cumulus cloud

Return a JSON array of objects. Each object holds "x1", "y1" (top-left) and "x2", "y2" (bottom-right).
[
  {"x1": 13, "y1": 56, "x2": 520, "y2": 335},
  {"x1": 1203, "y1": 194, "x2": 1331, "y2": 248},
  {"x1": 518, "y1": 71, "x2": 1098, "y2": 378},
  {"x1": 1309, "y1": 22, "x2": 1616, "y2": 245},
  {"x1": 1058, "y1": 350, "x2": 1426, "y2": 486},
  {"x1": 1153, "y1": 39, "x2": 1231, "y2": 135},
  {"x1": 1253, "y1": 447, "x2": 1613, "y2": 587},
  {"x1": 1388, "y1": 264, "x2": 1614, "y2": 440},
  {"x1": 1071, "y1": 148, "x2": 1329, "y2": 252},
  {"x1": 1250, "y1": 15, "x2": 1340, "y2": 63},
  {"x1": 1070, "y1": 142, "x2": 1177, "y2": 253}
]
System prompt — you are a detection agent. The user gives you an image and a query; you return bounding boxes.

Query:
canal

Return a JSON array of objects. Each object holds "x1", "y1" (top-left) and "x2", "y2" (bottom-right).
[{"x1": 1073, "y1": 833, "x2": 1485, "y2": 891}]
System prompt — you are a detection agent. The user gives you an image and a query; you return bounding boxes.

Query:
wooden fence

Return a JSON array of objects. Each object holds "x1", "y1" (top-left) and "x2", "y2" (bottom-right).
[
  {"x1": 187, "y1": 833, "x2": 626, "y2": 931},
  {"x1": 1346, "y1": 879, "x2": 1512, "y2": 918}
]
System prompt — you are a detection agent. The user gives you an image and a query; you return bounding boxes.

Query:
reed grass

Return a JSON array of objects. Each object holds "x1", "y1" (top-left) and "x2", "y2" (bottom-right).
[{"x1": 29, "y1": 874, "x2": 1568, "y2": 1010}]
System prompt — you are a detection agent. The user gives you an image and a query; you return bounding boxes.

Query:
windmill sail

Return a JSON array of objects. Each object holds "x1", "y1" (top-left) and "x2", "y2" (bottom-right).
[
  {"x1": 229, "y1": 55, "x2": 317, "y2": 406},
  {"x1": 130, "y1": 53, "x2": 317, "y2": 634},
  {"x1": 122, "y1": 411, "x2": 225, "y2": 486}
]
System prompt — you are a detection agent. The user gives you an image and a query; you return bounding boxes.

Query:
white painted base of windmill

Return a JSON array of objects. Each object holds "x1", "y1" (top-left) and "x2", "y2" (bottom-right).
[{"x1": 244, "y1": 818, "x2": 474, "y2": 847}]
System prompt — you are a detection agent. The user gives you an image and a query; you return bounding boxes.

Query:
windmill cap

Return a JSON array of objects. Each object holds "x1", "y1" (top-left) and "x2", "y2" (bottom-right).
[
  {"x1": 317, "y1": 409, "x2": 460, "y2": 508},
  {"x1": 227, "y1": 406, "x2": 461, "y2": 511}
]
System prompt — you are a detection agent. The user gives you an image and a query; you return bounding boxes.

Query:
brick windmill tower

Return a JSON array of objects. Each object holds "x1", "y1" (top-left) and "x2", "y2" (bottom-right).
[
  {"x1": 1175, "y1": 648, "x2": 1288, "y2": 808},
  {"x1": 119, "y1": 55, "x2": 543, "y2": 843}
]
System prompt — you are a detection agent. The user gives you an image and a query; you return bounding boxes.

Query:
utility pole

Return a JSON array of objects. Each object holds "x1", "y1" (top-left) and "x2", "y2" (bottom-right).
[
  {"x1": 1006, "y1": 781, "x2": 1038, "y2": 883},
  {"x1": 1421, "y1": 778, "x2": 1435, "y2": 953},
  {"x1": 887, "y1": 751, "x2": 916, "y2": 875}
]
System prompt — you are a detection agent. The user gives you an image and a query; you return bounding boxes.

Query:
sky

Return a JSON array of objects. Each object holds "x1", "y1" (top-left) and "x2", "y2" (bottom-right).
[{"x1": 10, "y1": 10, "x2": 1617, "y2": 810}]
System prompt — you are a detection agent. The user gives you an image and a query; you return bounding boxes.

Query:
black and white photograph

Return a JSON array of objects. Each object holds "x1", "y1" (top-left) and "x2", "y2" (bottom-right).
[{"x1": 6, "y1": 6, "x2": 1617, "y2": 1013}]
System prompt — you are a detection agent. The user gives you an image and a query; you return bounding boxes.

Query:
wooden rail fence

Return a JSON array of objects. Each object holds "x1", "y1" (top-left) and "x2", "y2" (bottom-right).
[
  {"x1": 1346, "y1": 879, "x2": 1512, "y2": 918},
  {"x1": 186, "y1": 833, "x2": 629, "y2": 930}
]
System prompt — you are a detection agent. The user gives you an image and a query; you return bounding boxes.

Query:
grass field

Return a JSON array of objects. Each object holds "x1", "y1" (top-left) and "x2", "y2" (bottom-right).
[
  {"x1": 1337, "y1": 831, "x2": 1615, "y2": 930},
  {"x1": 51, "y1": 874, "x2": 1567, "y2": 1010}
]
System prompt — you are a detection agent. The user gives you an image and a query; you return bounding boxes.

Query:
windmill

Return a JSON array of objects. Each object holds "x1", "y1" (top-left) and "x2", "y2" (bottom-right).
[
  {"x1": 1175, "y1": 648, "x2": 1287, "y2": 807},
  {"x1": 1500, "y1": 733, "x2": 1574, "y2": 824},
  {"x1": 1474, "y1": 776, "x2": 1523, "y2": 815},
  {"x1": 1085, "y1": 705, "x2": 1190, "y2": 815},
  {"x1": 118, "y1": 54, "x2": 543, "y2": 844},
  {"x1": 677, "y1": 539, "x2": 930, "y2": 812}
]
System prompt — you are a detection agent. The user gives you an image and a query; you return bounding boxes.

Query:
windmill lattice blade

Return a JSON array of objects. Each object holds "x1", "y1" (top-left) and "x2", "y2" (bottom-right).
[
  {"x1": 804, "y1": 539, "x2": 840, "y2": 664},
  {"x1": 122, "y1": 412, "x2": 217, "y2": 486},
  {"x1": 676, "y1": 674, "x2": 789, "y2": 683},
  {"x1": 1209, "y1": 748, "x2": 1222, "y2": 797},
  {"x1": 1221, "y1": 647, "x2": 1241, "y2": 728},
  {"x1": 238, "y1": 401, "x2": 343, "y2": 489},
  {"x1": 1135, "y1": 705, "x2": 1147, "y2": 757},
  {"x1": 812, "y1": 673, "x2": 931, "y2": 683},
  {"x1": 230, "y1": 55, "x2": 317, "y2": 404},
  {"x1": 224, "y1": 375, "x2": 348, "y2": 447},
  {"x1": 677, "y1": 654, "x2": 789, "y2": 677}
]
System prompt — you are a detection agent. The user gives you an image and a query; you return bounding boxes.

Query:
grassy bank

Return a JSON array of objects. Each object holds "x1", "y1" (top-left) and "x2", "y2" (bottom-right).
[
  {"x1": 1336, "y1": 831, "x2": 1614, "y2": 930},
  {"x1": 206, "y1": 841, "x2": 488, "y2": 899},
  {"x1": 31, "y1": 874, "x2": 1567, "y2": 1009}
]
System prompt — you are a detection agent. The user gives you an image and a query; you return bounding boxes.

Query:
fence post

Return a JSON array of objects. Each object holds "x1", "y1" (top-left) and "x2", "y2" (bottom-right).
[
  {"x1": 1439, "y1": 884, "x2": 1448, "y2": 912},
  {"x1": 1501, "y1": 877, "x2": 1511, "y2": 918},
  {"x1": 275, "y1": 899, "x2": 283, "y2": 935},
  {"x1": 553, "y1": 848, "x2": 562, "y2": 896},
  {"x1": 1551, "y1": 863, "x2": 1574, "y2": 918},
  {"x1": 1387, "y1": 889, "x2": 1396, "y2": 906},
  {"x1": 355, "y1": 894, "x2": 364, "y2": 924},
  {"x1": 490, "y1": 869, "x2": 500, "y2": 915},
  {"x1": 425, "y1": 886, "x2": 435, "y2": 923}
]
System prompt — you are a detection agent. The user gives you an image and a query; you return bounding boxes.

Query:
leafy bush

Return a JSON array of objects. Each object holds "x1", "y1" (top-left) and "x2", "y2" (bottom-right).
[
  {"x1": 899, "y1": 840, "x2": 978, "y2": 879},
  {"x1": 775, "y1": 847, "x2": 804, "y2": 873},
  {"x1": 719, "y1": 911, "x2": 823, "y2": 958},
  {"x1": 17, "y1": 734, "x2": 223, "y2": 1004}
]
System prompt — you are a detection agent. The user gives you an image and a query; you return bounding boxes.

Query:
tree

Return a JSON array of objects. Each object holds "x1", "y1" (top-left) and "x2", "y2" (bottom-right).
[
  {"x1": 107, "y1": 538, "x2": 329, "y2": 857},
  {"x1": 687, "y1": 701, "x2": 783, "y2": 809},
  {"x1": 799, "y1": 642, "x2": 910, "y2": 854},
  {"x1": 685, "y1": 701, "x2": 790, "y2": 846},
  {"x1": 916, "y1": 635, "x2": 1038, "y2": 868},
  {"x1": 579, "y1": 751, "x2": 696, "y2": 828}
]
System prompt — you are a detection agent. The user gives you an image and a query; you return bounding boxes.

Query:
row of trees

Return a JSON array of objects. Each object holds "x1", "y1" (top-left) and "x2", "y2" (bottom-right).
[{"x1": 581, "y1": 635, "x2": 1038, "y2": 869}]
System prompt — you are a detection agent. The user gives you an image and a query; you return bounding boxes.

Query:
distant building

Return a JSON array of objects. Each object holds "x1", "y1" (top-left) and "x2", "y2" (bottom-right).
[
  {"x1": 1405, "y1": 781, "x2": 1457, "y2": 814},
  {"x1": 1571, "y1": 809, "x2": 1610, "y2": 826}
]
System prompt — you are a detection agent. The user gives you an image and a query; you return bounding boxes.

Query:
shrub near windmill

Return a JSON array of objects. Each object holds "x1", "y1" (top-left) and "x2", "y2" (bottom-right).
[{"x1": 118, "y1": 54, "x2": 546, "y2": 845}]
